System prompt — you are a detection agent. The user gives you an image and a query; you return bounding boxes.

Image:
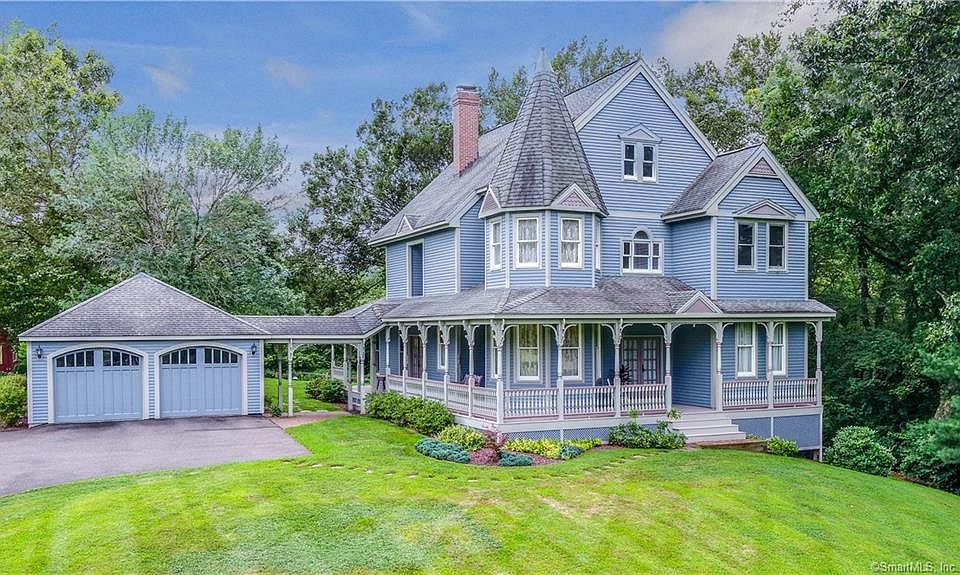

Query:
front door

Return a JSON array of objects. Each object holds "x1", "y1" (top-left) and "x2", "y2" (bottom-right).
[{"x1": 622, "y1": 337, "x2": 662, "y2": 385}]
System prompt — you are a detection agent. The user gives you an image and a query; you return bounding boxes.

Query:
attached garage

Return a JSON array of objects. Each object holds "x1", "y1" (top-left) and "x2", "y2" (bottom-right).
[
  {"x1": 53, "y1": 348, "x2": 144, "y2": 422},
  {"x1": 159, "y1": 346, "x2": 243, "y2": 417}
]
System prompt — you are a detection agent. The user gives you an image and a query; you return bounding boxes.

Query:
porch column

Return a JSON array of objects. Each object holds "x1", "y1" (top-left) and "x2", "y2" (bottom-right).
[
  {"x1": 418, "y1": 323, "x2": 427, "y2": 399},
  {"x1": 277, "y1": 350, "x2": 284, "y2": 412},
  {"x1": 555, "y1": 322, "x2": 566, "y2": 421},
  {"x1": 714, "y1": 323, "x2": 724, "y2": 412},
  {"x1": 765, "y1": 321, "x2": 775, "y2": 409},
  {"x1": 400, "y1": 324, "x2": 409, "y2": 397},
  {"x1": 330, "y1": 345, "x2": 335, "y2": 379},
  {"x1": 492, "y1": 321, "x2": 507, "y2": 425},
  {"x1": 287, "y1": 339, "x2": 294, "y2": 417},
  {"x1": 440, "y1": 323, "x2": 451, "y2": 406},
  {"x1": 385, "y1": 327, "x2": 392, "y2": 378},
  {"x1": 610, "y1": 320, "x2": 624, "y2": 417},
  {"x1": 369, "y1": 337, "x2": 375, "y2": 387},
  {"x1": 662, "y1": 322, "x2": 674, "y2": 413},
  {"x1": 356, "y1": 342, "x2": 366, "y2": 413},
  {"x1": 814, "y1": 321, "x2": 823, "y2": 405},
  {"x1": 464, "y1": 322, "x2": 476, "y2": 418}
]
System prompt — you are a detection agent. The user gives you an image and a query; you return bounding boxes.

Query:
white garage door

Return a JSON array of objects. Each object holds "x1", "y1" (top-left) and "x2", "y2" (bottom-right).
[
  {"x1": 53, "y1": 349, "x2": 143, "y2": 422},
  {"x1": 159, "y1": 347, "x2": 242, "y2": 417}
]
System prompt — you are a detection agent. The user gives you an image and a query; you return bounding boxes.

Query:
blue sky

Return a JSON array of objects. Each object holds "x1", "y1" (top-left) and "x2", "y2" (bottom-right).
[{"x1": 1, "y1": 2, "x2": 817, "y2": 185}]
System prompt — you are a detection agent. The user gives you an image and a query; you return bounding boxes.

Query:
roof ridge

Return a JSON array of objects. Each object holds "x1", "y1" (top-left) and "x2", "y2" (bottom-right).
[{"x1": 716, "y1": 143, "x2": 763, "y2": 157}]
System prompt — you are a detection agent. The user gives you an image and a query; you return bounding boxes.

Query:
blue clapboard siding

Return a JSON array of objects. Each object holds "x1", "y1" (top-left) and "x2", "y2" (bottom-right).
[
  {"x1": 788, "y1": 322, "x2": 807, "y2": 378},
  {"x1": 459, "y1": 200, "x2": 485, "y2": 291},
  {"x1": 716, "y1": 218, "x2": 807, "y2": 298},
  {"x1": 550, "y1": 212, "x2": 595, "y2": 287},
  {"x1": 672, "y1": 324, "x2": 713, "y2": 408},
  {"x1": 732, "y1": 417, "x2": 772, "y2": 438},
  {"x1": 421, "y1": 229, "x2": 457, "y2": 296},
  {"x1": 670, "y1": 217, "x2": 712, "y2": 294},
  {"x1": 773, "y1": 414, "x2": 821, "y2": 449},
  {"x1": 599, "y1": 216, "x2": 671, "y2": 277},
  {"x1": 578, "y1": 69, "x2": 712, "y2": 215},
  {"x1": 719, "y1": 176, "x2": 805, "y2": 215},
  {"x1": 27, "y1": 339, "x2": 263, "y2": 425},
  {"x1": 385, "y1": 242, "x2": 406, "y2": 299}
]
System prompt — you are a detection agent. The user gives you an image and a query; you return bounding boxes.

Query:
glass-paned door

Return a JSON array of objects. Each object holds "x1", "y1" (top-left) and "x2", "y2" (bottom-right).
[
  {"x1": 622, "y1": 337, "x2": 662, "y2": 385},
  {"x1": 407, "y1": 336, "x2": 423, "y2": 378}
]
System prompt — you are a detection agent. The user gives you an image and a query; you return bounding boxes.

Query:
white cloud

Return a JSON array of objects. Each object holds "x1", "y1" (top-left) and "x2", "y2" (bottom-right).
[
  {"x1": 265, "y1": 57, "x2": 312, "y2": 89},
  {"x1": 655, "y1": 1, "x2": 835, "y2": 68},
  {"x1": 401, "y1": 4, "x2": 444, "y2": 39},
  {"x1": 143, "y1": 66, "x2": 189, "y2": 97}
]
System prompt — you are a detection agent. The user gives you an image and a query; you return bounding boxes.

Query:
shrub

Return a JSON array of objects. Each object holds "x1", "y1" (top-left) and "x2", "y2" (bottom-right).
[
  {"x1": 766, "y1": 436, "x2": 799, "y2": 457},
  {"x1": 437, "y1": 425, "x2": 484, "y2": 451},
  {"x1": 824, "y1": 426, "x2": 895, "y2": 476},
  {"x1": 569, "y1": 438, "x2": 602, "y2": 450},
  {"x1": 0, "y1": 375, "x2": 27, "y2": 427},
  {"x1": 365, "y1": 392, "x2": 454, "y2": 435},
  {"x1": 503, "y1": 437, "x2": 595, "y2": 460},
  {"x1": 608, "y1": 420, "x2": 686, "y2": 449},
  {"x1": 498, "y1": 452, "x2": 533, "y2": 467},
  {"x1": 415, "y1": 438, "x2": 470, "y2": 464},
  {"x1": 896, "y1": 420, "x2": 960, "y2": 494},
  {"x1": 305, "y1": 376, "x2": 346, "y2": 403}
]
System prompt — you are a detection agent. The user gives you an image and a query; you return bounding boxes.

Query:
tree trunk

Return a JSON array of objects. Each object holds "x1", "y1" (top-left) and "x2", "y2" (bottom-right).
[{"x1": 857, "y1": 240, "x2": 872, "y2": 328}]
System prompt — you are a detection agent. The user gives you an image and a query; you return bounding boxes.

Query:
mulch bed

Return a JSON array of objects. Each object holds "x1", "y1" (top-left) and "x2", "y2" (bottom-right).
[{"x1": 468, "y1": 448, "x2": 558, "y2": 466}]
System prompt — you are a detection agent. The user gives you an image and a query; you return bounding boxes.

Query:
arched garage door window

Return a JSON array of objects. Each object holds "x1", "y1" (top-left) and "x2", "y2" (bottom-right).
[
  {"x1": 53, "y1": 348, "x2": 143, "y2": 422},
  {"x1": 159, "y1": 346, "x2": 242, "y2": 417}
]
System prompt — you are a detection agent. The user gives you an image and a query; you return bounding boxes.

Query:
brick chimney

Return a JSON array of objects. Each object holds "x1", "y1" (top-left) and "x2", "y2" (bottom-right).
[{"x1": 452, "y1": 85, "x2": 480, "y2": 174}]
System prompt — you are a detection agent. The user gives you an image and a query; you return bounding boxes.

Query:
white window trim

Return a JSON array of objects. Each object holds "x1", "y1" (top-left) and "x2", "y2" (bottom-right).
[
  {"x1": 621, "y1": 229, "x2": 663, "y2": 274},
  {"x1": 735, "y1": 323, "x2": 756, "y2": 378},
  {"x1": 514, "y1": 216, "x2": 540, "y2": 269},
  {"x1": 516, "y1": 324, "x2": 540, "y2": 382},
  {"x1": 558, "y1": 216, "x2": 583, "y2": 269},
  {"x1": 488, "y1": 218, "x2": 503, "y2": 271},
  {"x1": 767, "y1": 222, "x2": 788, "y2": 272},
  {"x1": 622, "y1": 140, "x2": 657, "y2": 183},
  {"x1": 735, "y1": 221, "x2": 757, "y2": 272},
  {"x1": 560, "y1": 324, "x2": 582, "y2": 380},
  {"x1": 770, "y1": 322, "x2": 787, "y2": 376}
]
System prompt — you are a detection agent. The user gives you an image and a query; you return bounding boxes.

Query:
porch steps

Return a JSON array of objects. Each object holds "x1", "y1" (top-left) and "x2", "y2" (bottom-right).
[{"x1": 671, "y1": 411, "x2": 747, "y2": 444}]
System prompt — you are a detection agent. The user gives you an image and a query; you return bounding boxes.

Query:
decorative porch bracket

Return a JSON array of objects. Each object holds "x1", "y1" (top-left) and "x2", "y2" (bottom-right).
[
  {"x1": 762, "y1": 321, "x2": 776, "y2": 409},
  {"x1": 398, "y1": 323, "x2": 411, "y2": 396},
  {"x1": 709, "y1": 322, "x2": 730, "y2": 411},
  {"x1": 491, "y1": 320, "x2": 509, "y2": 425},
  {"x1": 416, "y1": 322, "x2": 428, "y2": 398},
  {"x1": 462, "y1": 321, "x2": 478, "y2": 417}
]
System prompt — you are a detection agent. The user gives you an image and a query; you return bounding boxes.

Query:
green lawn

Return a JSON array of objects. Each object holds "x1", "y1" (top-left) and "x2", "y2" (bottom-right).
[
  {"x1": 263, "y1": 376, "x2": 343, "y2": 412},
  {"x1": 1, "y1": 417, "x2": 958, "y2": 574}
]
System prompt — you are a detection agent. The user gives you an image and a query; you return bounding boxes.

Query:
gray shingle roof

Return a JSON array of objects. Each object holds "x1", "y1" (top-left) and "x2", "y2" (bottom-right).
[
  {"x1": 370, "y1": 63, "x2": 633, "y2": 244},
  {"x1": 237, "y1": 316, "x2": 363, "y2": 337},
  {"x1": 715, "y1": 299, "x2": 835, "y2": 314},
  {"x1": 21, "y1": 273, "x2": 268, "y2": 339},
  {"x1": 489, "y1": 63, "x2": 605, "y2": 213},
  {"x1": 663, "y1": 145, "x2": 761, "y2": 217}
]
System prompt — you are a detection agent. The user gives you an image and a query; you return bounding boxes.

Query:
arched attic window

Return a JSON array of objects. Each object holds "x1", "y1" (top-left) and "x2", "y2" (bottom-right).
[{"x1": 621, "y1": 229, "x2": 662, "y2": 273}]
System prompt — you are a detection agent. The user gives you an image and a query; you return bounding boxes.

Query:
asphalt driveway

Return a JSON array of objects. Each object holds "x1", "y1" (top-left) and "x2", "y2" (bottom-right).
[{"x1": 0, "y1": 416, "x2": 309, "y2": 496}]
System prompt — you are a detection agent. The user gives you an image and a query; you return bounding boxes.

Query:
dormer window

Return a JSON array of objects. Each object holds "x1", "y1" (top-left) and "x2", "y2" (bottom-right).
[
  {"x1": 622, "y1": 230, "x2": 662, "y2": 273},
  {"x1": 623, "y1": 142, "x2": 657, "y2": 182}
]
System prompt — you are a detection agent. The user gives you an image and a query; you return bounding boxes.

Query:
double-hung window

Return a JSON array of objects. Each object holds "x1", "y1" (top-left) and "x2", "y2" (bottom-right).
[
  {"x1": 560, "y1": 324, "x2": 581, "y2": 379},
  {"x1": 768, "y1": 223, "x2": 786, "y2": 271},
  {"x1": 735, "y1": 323, "x2": 756, "y2": 377},
  {"x1": 517, "y1": 324, "x2": 540, "y2": 381},
  {"x1": 622, "y1": 230, "x2": 662, "y2": 273},
  {"x1": 623, "y1": 142, "x2": 657, "y2": 182},
  {"x1": 736, "y1": 222, "x2": 756, "y2": 270},
  {"x1": 515, "y1": 217, "x2": 540, "y2": 268},
  {"x1": 559, "y1": 217, "x2": 582, "y2": 268},
  {"x1": 489, "y1": 219, "x2": 502, "y2": 270},
  {"x1": 770, "y1": 323, "x2": 786, "y2": 376}
]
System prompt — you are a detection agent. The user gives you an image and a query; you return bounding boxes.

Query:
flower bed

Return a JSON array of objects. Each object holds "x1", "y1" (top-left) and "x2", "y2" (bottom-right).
[{"x1": 415, "y1": 425, "x2": 603, "y2": 467}]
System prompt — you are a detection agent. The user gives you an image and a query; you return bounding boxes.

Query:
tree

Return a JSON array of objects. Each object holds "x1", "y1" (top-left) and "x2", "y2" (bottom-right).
[
  {"x1": 483, "y1": 36, "x2": 641, "y2": 125},
  {"x1": 0, "y1": 24, "x2": 120, "y2": 336},
  {"x1": 53, "y1": 107, "x2": 302, "y2": 314}
]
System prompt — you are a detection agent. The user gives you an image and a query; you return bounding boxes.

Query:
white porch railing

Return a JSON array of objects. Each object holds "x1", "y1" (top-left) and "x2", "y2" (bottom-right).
[
  {"x1": 331, "y1": 367, "x2": 345, "y2": 381},
  {"x1": 505, "y1": 388, "x2": 558, "y2": 418},
  {"x1": 722, "y1": 378, "x2": 819, "y2": 409},
  {"x1": 620, "y1": 383, "x2": 668, "y2": 413}
]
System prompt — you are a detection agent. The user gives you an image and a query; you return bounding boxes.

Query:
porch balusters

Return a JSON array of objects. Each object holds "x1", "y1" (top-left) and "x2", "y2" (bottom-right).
[
  {"x1": 555, "y1": 322, "x2": 566, "y2": 421},
  {"x1": 766, "y1": 321, "x2": 775, "y2": 409}
]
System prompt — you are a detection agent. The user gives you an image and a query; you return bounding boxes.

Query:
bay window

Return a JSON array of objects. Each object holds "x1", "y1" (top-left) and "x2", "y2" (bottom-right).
[
  {"x1": 489, "y1": 219, "x2": 502, "y2": 270},
  {"x1": 515, "y1": 217, "x2": 540, "y2": 268},
  {"x1": 559, "y1": 217, "x2": 582, "y2": 268}
]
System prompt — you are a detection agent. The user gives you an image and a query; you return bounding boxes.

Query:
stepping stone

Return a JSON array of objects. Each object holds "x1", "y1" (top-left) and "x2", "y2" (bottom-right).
[{"x1": 330, "y1": 465, "x2": 344, "y2": 469}]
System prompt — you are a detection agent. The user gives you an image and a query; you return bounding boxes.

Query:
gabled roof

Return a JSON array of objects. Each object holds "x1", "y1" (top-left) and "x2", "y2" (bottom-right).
[
  {"x1": 485, "y1": 53, "x2": 605, "y2": 215},
  {"x1": 370, "y1": 61, "x2": 635, "y2": 246},
  {"x1": 20, "y1": 273, "x2": 269, "y2": 339},
  {"x1": 663, "y1": 144, "x2": 820, "y2": 221}
]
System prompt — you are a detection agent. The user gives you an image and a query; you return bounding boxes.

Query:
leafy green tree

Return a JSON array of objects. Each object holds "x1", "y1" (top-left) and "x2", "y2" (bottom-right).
[
  {"x1": 54, "y1": 107, "x2": 301, "y2": 314},
  {"x1": 0, "y1": 24, "x2": 120, "y2": 336}
]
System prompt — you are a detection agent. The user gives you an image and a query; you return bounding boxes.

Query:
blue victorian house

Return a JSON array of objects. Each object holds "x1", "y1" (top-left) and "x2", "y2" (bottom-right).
[{"x1": 21, "y1": 53, "x2": 832, "y2": 455}]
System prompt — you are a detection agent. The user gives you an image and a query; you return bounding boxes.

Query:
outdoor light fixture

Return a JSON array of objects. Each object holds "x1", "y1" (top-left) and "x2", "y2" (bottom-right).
[
  {"x1": 35, "y1": 346, "x2": 43, "y2": 360},
  {"x1": 250, "y1": 343, "x2": 258, "y2": 356}
]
